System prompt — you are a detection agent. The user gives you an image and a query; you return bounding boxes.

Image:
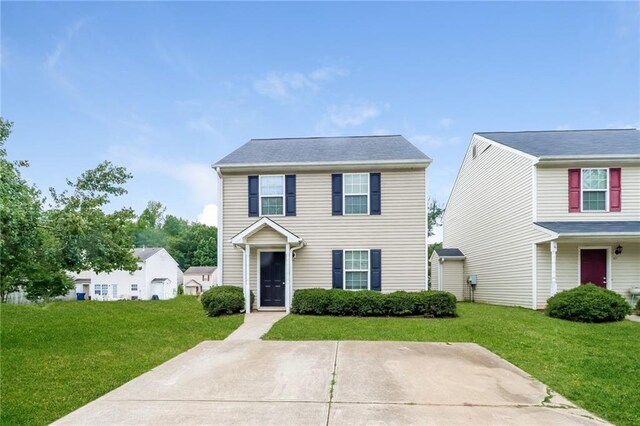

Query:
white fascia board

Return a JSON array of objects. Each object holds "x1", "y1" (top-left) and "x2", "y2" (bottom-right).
[
  {"x1": 533, "y1": 224, "x2": 560, "y2": 239},
  {"x1": 438, "y1": 256, "x2": 466, "y2": 261},
  {"x1": 230, "y1": 217, "x2": 302, "y2": 245},
  {"x1": 473, "y1": 134, "x2": 540, "y2": 162},
  {"x1": 214, "y1": 158, "x2": 432, "y2": 173}
]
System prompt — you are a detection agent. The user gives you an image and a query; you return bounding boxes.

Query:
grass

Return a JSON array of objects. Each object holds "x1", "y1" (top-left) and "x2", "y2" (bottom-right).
[
  {"x1": 264, "y1": 302, "x2": 640, "y2": 426},
  {"x1": 0, "y1": 296, "x2": 243, "y2": 425}
]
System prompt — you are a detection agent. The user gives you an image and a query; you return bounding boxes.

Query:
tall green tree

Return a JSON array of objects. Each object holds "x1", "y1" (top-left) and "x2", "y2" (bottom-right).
[
  {"x1": 0, "y1": 117, "x2": 139, "y2": 302},
  {"x1": 0, "y1": 118, "x2": 43, "y2": 301},
  {"x1": 134, "y1": 201, "x2": 167, "y2": 247},
  {"x1": 427, "y1": 199, "x2": 445, "y2": 289}
]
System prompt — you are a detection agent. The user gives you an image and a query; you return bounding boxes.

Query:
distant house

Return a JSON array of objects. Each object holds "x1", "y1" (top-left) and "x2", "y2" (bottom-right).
[
  {"x1": 183, "y1": 266, "x2": 217, "y2": 295},
  {"x1": 74, "y1": 248, "x2": 180, "y2": 301},
  {"x1": 439, "y1": 129, "x2": 640, "y2": 309}
]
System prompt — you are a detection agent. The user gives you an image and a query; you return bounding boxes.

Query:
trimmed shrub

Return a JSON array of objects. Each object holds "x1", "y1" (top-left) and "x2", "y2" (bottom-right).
[
  {"x1": 385, "y1": 291, "x2": 417, "y2": 316},
  {"x1": 545, "y1": 284, "x2": 631, "y2": 323},
  {"x1": 291, "y1": 288, "x2": 457, "y2": 318},
  {"x1": 201, "y1": 285, "x2": 253, "y2": 317},
  {"x1": 635, "y1": 299, "x2": 640, "y2": 315},
  {"x1": 413, "y1": 291, "x2": 458, "y2": 317}
]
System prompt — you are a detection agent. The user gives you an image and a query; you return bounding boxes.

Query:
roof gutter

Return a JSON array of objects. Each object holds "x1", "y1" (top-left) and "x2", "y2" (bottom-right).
[{"x1": 212, "y1": 158, "x2": 432, "y2": 171}]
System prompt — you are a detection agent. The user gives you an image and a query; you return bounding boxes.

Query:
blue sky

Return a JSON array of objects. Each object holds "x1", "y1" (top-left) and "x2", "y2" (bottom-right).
[{"x1": 2, "y1": 2, "x2": 638, "y2": 237}]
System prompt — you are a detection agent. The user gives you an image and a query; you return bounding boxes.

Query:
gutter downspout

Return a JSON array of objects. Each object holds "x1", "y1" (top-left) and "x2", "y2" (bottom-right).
[
  {"x1": 214, "y1": 166, "x2": 223, "y2": 286},
  {"x1": 289, "y1": 242, "x2": 305, "y2": 312}
]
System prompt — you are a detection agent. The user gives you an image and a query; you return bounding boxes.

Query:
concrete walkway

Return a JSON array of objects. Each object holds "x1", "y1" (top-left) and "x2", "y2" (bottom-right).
[
  {"x1": 627, "y1": 314, "x2": 640, "y2": 323},
  {"x1": 54, "y1": 341, "x2": 607, "y2": 425},
  {"x1": 224, "y1": 311, "x2": 287, "y2": 340}
]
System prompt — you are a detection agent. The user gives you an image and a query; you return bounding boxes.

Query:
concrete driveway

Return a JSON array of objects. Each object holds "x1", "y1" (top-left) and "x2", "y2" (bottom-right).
[{"x1": 55, "y1": 341, "x2": 605, "y2": 425}]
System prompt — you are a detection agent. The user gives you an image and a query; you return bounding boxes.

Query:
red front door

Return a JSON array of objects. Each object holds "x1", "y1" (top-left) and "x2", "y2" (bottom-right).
[{"x1": 580, "y1": 249, "x2": 607, "y2": 288}]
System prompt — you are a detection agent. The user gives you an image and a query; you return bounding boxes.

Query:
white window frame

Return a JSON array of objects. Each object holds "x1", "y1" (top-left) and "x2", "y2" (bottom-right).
[
  {"x1": 131, "y1": 283, "x2": 138, "y2": 292},
  {"x1": 343, "y1": 173, "x2": 370, "y2": 216},
  {"x1": 259, "y1": 175, "x2": 285, "y2": 217},
  {"x1": 112, "y1": 284, "x2": 118, "y2": 298},
  {"x1": 581, "y1": 168, "x2": 609, "y2": 212},
  {"x1": 94, "y1": 284, "x2": 108, "y2": 296},
  {"x1": 203, "y1": 274, "x2": 210, "y2": 281},
  {"x1": 343, "y1": 249, "x2": 371, "y2": 291}
]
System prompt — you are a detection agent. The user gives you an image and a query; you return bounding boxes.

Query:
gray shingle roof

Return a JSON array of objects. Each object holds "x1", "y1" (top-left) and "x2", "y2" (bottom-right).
[
  {"x1": 133, "y1": 247, "x2": 163, "y2": 261},
  {"x1": 184, "y1": 266, "x2": 217, "y2": 275},
  {"x1": 535, "y1": 221, "x2": 640, "y2": 235},
  {"x1": 214, "y1": 135, "x2": 431, "y2": 166},
  {"x1": 477, "y1": 129, "x2": 640, "y2": 158},
  {"x1": 435, "y1": 248, "x2": 465, "y2": 257}
]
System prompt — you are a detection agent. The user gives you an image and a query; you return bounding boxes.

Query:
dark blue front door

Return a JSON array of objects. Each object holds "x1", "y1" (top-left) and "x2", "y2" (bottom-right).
[{"x1": 260, "y1": 252, "x2": 285, "y2": 307}]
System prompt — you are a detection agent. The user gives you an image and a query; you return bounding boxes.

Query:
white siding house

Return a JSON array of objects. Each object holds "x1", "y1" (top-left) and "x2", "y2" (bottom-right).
[
  {"x1": 441, "y1": 129, "x2": 640, "y2": 309},
  {"x1": 74, "y1": 248, "x2": 180, "y2": 301}
]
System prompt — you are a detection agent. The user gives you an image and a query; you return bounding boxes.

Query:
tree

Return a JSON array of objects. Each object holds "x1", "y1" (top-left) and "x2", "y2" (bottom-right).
[
  {"x1": 134, "y1": 201, "x2": 167, "y2": 247},
  {"x1": 427, "y1": 199, "x2": 445, "y2": 290},
  {"x1": 0, "y1": 118, "x2": 43, "y2": 301},
  {"x1": 1, "y1": 117, "x2": 139, "y2": 302},
  {"x1": 166, "y1": 223, "x2": 217, "y2": 270}
]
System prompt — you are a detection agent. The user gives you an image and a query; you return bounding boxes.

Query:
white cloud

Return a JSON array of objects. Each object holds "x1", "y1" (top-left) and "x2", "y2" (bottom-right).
[
  {"x1": 327, "y1": 102, "x2": 381, "y2": 127},
  {"x1": 411, "y1": 134, "x2": 462, "y2": 149},
  {"x1": 428, "y1": 225, "x2": 443, "y2": 244},
  {"x1": 438, "y1": 118, "x2": 454, "y2": 128},
  {"x1": 187, "y1": 116, "x2": 221, "y2": 137},
  {"x1": 44, "y1": 19, "x2": 87, "y2": 96},
  {"x1": 253, "y1": 66, "x2": 346, "y2": 102},
  {"x1": 108, "y1": 145, "x2": 217, "y2": 207},
  {"x1": 197, "y1": 203, "x2": 218, "y2": 227}
]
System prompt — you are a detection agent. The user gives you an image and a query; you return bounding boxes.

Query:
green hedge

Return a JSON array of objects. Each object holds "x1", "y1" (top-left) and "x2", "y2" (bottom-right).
[
  {"x1": 545, "y1": 284, "x2": 631, "y2": 323},
  {"x1": 291, "y1": 289, "x2": 457, "y2": 317},
  {"x1": 201, "y1": 286, "x2": 254, "y2": 317}
]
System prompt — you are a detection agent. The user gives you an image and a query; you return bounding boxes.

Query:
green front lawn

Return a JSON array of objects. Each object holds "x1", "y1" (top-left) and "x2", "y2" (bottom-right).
[
  {"x1": 1, "y1": 296, "x2": 243, "y2": 425},
  {"x1": 265, "y1": 302, "x2": 640, "y2": 426}
]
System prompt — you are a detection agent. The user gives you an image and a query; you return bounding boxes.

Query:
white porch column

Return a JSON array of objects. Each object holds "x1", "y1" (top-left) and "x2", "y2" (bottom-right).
[
  {"x1": 245, "y1": 244, "x2": 251, "y2": 314},
  {"x1": 285, "y1": 243, "x2": 291, "y2": 313},
  {"x1": 550, "y1": 240, "x2": 558, "y2": 296}
]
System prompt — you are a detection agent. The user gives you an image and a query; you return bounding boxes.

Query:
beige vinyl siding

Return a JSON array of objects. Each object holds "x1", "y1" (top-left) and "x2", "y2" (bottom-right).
[
  {"x1": 536, "y1": 165, "x2": 640, "y2": 220},
  {"x1": 443, "y1": 135, "x2": 546, "y2": 308},
  {"x1": 441, "y1": 260, "x2": 464, "y2": 300},
  {"x1": 222, "y1": 168, "x2": 427, "y2": 294},
  {"x1": 247, "y1": 226, "x2": 288, "y2": 245},
  {"x1": 536, "y1": 241, "x2": 640, "y2": 308},
  {"x1": 430, "y1": 252, "x2": 440, "y2": 291}
]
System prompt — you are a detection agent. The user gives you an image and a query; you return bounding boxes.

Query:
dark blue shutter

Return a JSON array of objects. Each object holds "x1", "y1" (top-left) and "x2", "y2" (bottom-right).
[
  {"x1": 332, "y1": 250, "x2": 343, "y2": 289},
  {"x1": 370, "y1": 249, "x2": 382, "y2": 291},
  {"x1": 370, "y1": 173, "x2": 381, "y2": 215},
  {"x1": 332, "y1": 174, "x2": 343, "y2": 215},
  {"x1": 285, "y1": 175, "x2": 296, "y2": 216},
  {"x1": 248, "y1": 176, "x2": 259, "y2": 217}
]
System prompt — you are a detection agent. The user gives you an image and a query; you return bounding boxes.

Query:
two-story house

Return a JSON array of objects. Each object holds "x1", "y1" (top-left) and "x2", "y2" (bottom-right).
[
  {"x1": 213, "y1": 135, "x2": 432, "y2": 313},
  {"x1": 74, "y1": 248, "x2": 180, "y2": 301},
  {"x1": 438, "y1": 129, "x2": 640, "y2": 309}
]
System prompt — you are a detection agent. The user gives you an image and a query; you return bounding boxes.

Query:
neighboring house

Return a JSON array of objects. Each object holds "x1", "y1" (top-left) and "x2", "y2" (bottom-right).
[
  {"x1": 74, "y1": 248, "x2": 180, "y2": 301},
  {"x1": 183, "y1": 266, "x2": 217, "y2": 295},
  {"x1": 213, "y1": 135, "x2": 432, "y2": 313},
  {"x1": 438, "y1": 129, "x2": 640, "y2": 309}
]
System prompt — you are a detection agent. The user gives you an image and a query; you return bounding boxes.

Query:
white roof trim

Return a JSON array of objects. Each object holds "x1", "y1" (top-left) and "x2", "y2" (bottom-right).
[
  {"x1": 184, "y1": 279, "x2": 202, "y2": 287},
  {"x1": 231, "y1": 217, "x2": 303, "y2": 245},
  {"x1": 473, "y1": 134, "x2": 540, "y2": 162},
  {"x1": 214, "y1": 158, "x2": 432, "y2": 170}
]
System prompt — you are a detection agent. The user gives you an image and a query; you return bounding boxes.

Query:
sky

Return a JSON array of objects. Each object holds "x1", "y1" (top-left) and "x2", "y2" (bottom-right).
[{"x1": 2, "y1": 1, "x2": 638, "y2": 243}]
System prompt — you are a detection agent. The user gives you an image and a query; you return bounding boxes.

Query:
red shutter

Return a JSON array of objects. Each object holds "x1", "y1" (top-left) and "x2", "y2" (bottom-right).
[
  {"x1": 609, "y1": 168, "x2": 621, "y2": 212},
  {"x1": 568, "y1": 169, "x2": 581, "y2": 212}
]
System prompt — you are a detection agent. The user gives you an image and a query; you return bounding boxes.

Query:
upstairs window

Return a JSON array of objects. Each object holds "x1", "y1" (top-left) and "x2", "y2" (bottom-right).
[
  {"x1": 203, "y1": 274, "x2": 210, "y2": 281},
  {"x1": 582, "y1": 169, "x2": 608, "y2": 211},
  {"x1": 344, "y1": 173, "x2": 369, "y2": 214},
  {"x1": 131, "y1": 284, "x2": 138, "y2": 291},
  {"x1": 259, "y1": 175, "x2": 284, "y2": 216},
  {"x1": 344, "y1": 250, "x2": 369, "y2": 290}
]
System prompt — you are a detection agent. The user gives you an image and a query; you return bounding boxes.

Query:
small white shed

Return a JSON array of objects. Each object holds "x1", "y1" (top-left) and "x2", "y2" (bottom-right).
[{"x1": 430, "y1": 248, "x2": 466, "y2": 300}]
